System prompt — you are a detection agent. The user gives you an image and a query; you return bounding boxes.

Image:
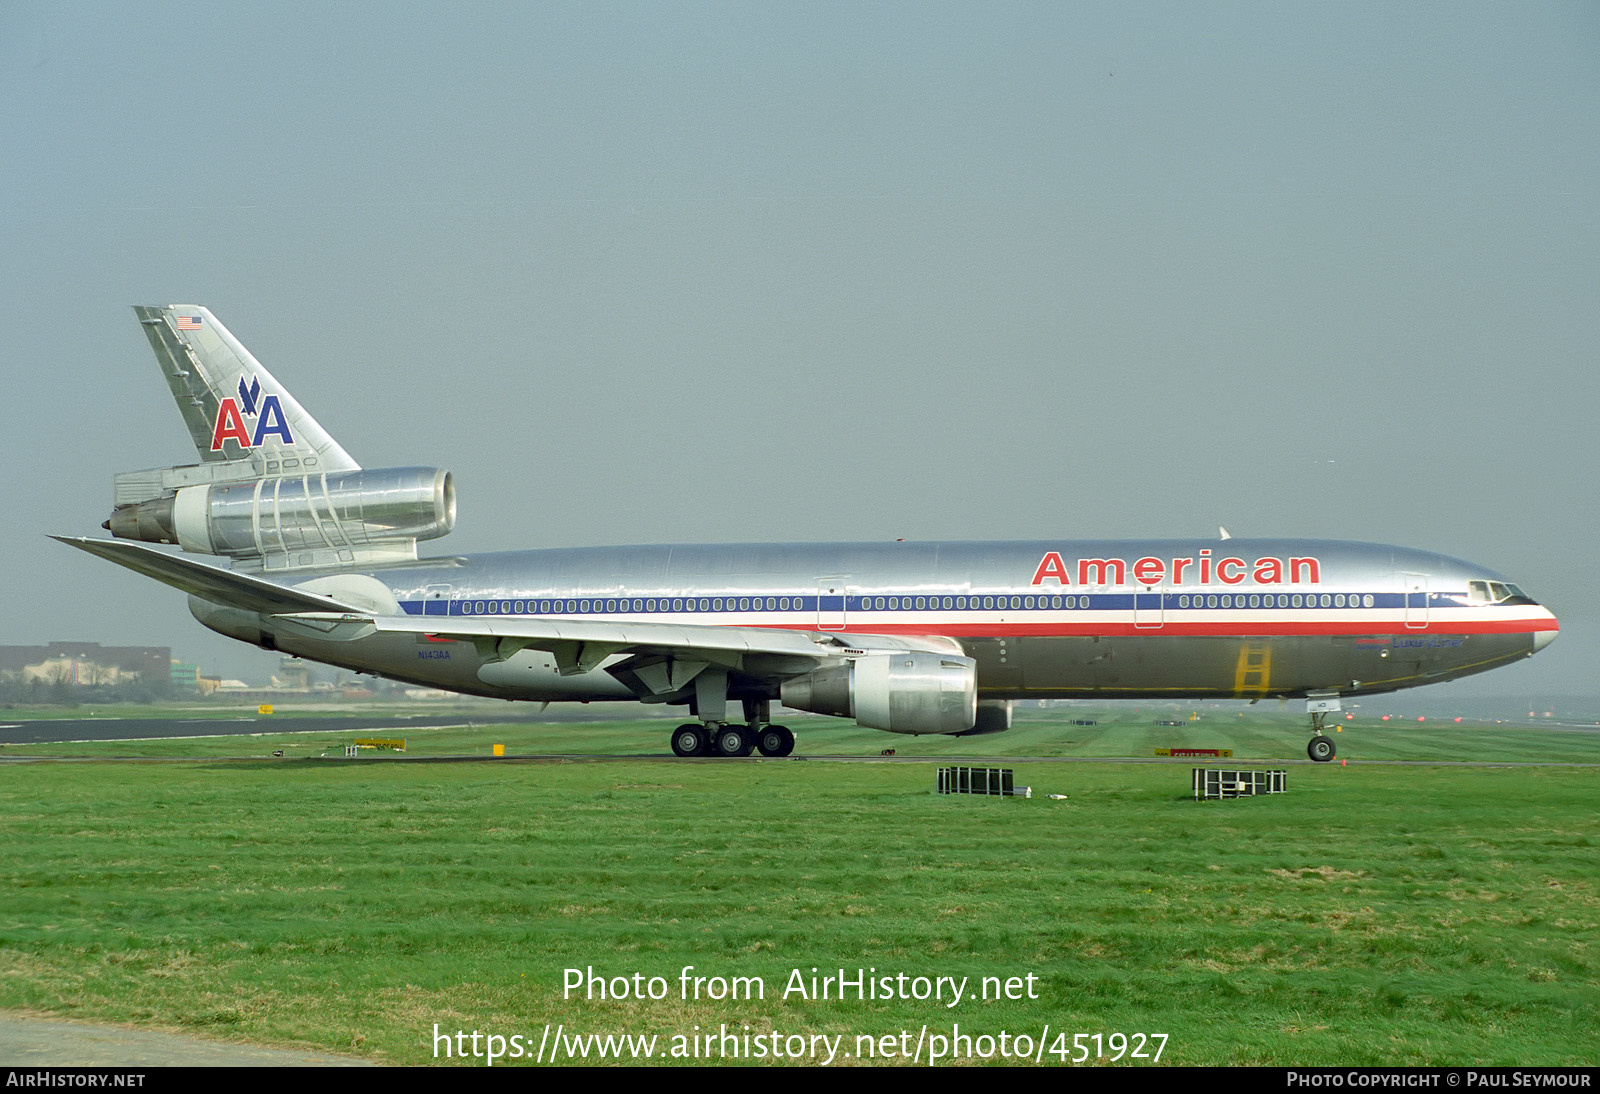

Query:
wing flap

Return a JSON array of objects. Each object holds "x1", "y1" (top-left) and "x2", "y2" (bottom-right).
[
  {"x1": 370, "y1": 616, "x2": 967, "y2": 671},
  {"x1": 371, "y1": 613, "x2": 855, "y2": 662}
]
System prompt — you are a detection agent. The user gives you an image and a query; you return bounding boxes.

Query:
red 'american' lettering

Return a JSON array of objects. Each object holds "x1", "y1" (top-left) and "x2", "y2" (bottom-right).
[{"x1": 1030, "y1": 551, "x2": 1320, "y2": 588}]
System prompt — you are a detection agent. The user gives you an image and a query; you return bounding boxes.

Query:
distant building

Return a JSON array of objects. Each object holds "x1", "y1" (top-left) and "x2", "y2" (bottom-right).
[
  {"x1": 0, "y1": 642, "x2": 171, "y2": 687},
  {"x1": 273, "y1": 655, "x2": 310, "y2": 692},
  {"x1": 170, "y1": 660, "x2": 201, "y2": 692}
]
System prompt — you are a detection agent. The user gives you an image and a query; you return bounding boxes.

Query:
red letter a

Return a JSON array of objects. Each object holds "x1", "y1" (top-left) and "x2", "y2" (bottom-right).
[
  {"x1": 210, "y1": 398, "x2": 252, "y2": 451},
  {"x1": 1031, "y1": 552, "x2": 1072, "y2": 586}
]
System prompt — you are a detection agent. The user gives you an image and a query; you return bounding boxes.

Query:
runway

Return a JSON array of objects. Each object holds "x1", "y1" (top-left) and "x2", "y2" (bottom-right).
[
  {"x1": 2, "y1": 750, "x2": 1593, "y2": 769},
  {"x1": 0, "y1": 712, "x2": 529, "y2": 745},
  {"x1": 2, "y1": 714, "x2": 1593, "y2": 768}
]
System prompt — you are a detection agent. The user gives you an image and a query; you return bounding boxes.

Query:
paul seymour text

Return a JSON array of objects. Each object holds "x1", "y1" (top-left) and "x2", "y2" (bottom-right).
[{"x1": 562, "y1": 966, "x2": 1041, "y2": 1008}]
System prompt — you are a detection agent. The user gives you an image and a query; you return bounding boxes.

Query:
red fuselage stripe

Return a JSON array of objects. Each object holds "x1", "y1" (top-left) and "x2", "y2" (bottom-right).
[{"x1": 746, "y1": 618, "x2": 1557, "y2": 638}]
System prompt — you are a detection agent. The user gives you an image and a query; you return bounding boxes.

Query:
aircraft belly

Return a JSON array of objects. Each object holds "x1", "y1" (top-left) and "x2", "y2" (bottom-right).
[
  {"x1": 970, "y1": 632, "x2": 1532, "y2": 700},
  {"x1": 475, "y1": 648, "x2": 636, "y2": 699},
  {"x1": 247, "y1": 624, "x2": 633, "y2": 701},
  {"x1": 1007, "y1": 635, "x2": 1256, "y2": 696}
]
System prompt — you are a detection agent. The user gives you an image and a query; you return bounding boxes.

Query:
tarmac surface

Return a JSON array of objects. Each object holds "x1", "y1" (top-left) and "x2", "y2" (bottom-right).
[
  {"x1": 0, "y1": 1011, "x2": 372, "y2": 1066},
  {"x1": 0, "y1": 713, "x2": 523, "y2": 745},
  {"x1": 1, "y1": 712, "x2": 1595, "y2": 767}
]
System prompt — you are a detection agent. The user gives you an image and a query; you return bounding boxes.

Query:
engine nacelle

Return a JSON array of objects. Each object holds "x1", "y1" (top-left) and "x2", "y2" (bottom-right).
[
  {"x1": 107, "y1": 466, "x2": 455, "y2": 560},
  {"x1": 957, "y1": 699, "x2": 1013, "y2": 737},
  {"x1": 781, "y1": 652, "x2": 977, "y2": 735}
]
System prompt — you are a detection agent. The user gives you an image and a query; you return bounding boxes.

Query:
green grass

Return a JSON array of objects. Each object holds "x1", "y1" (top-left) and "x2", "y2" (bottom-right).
[{"x1": 0, "y1": 716, "x2": 1595, "y2": 1066}]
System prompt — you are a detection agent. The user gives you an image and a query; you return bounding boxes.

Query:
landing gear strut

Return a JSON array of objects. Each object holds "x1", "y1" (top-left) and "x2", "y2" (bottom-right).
[{"x1": 1306, "y1": 706, "x2": 1337, "y2": 763}]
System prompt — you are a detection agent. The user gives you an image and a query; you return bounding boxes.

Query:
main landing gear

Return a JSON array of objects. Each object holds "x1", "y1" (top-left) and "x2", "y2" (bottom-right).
[
  {"x1": 668, "y1": 694, "x2": 795, "y2": 758},
  {"x1": 669, "y1": 722, "x2": 795, "y2": 758}
]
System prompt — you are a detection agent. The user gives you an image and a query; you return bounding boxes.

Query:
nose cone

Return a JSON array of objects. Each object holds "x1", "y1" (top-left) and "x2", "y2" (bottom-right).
[{"x1": 1532, "y1": 608, "x2": 1559, "y2": 653}]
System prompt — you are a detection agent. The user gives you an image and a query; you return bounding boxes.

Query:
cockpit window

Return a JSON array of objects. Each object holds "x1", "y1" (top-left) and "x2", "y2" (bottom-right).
[{"x1": 1468, "y1": 580, "x2": 1536, "y2": 605}]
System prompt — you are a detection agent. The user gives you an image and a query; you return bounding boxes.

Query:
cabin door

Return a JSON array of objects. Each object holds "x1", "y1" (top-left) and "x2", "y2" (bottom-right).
[
  {"x1": 1399, "y1": 572, "x2": 1430, "y2": 630},
  {"x1": 817, "y1": 578, "x2": 849, "y2": 631}
]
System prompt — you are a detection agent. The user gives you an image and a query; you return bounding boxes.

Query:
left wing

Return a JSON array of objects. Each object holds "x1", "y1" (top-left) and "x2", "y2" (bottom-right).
[{"x1": 365, "y1": 612, "x2": 966, "y2": 678}]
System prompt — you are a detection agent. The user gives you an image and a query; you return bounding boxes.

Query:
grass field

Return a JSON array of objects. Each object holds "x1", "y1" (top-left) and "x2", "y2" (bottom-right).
[{"x1": 0, "y1": 711, "x2": 1595, "y2": 1066}]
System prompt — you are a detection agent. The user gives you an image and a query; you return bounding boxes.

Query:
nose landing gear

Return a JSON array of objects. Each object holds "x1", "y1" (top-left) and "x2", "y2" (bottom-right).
[
  {"x1": 1307, "y1": 721, "x2": 1337, "y2": 763},
  {"x1": 1305, "y1": 696, "x2": 1340, "y2": 762}
]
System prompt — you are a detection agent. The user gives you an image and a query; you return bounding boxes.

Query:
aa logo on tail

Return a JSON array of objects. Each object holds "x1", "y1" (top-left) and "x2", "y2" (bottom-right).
[{"x1": 210, "y1": 375, "x2": 295, "y2": 451}]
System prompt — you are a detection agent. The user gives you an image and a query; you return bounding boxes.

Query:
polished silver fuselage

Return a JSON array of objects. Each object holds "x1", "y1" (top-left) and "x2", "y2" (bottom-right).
[
  {"x1": 205, "y1": 537, "x2": 1557, "y2": 706},
  {"x1": 89, "y1": 306, "x2": 1560, "y2": 738}
]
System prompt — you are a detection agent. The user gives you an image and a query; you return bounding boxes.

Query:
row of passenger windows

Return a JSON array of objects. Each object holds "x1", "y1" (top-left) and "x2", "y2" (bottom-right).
[
  {"x1": 1178, "y1": 593, "x2": 1375, "y2": 609},
  {"x1": 861, "y1": 593, "x2": 1376, "y2": 610},
  {"x1": 865, "y1": 595, "x2": 1090, "y2": 610},
  {"x1": 454, "y1": 592, "x2": 1379, "y2": 615},
  {"x1": 461, "y1": 596, "x2": 804, "y2": 616}
]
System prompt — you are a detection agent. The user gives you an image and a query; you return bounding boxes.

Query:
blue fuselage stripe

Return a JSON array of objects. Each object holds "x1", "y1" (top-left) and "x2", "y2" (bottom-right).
[{"x1": 400, "y1": 590, "x2": 1457, "y2": 618}]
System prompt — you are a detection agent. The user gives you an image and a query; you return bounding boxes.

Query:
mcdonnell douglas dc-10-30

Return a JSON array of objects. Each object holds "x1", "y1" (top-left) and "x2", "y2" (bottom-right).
[{"x1": 57, "y1": 306, "x2": 1559, "y2": 761}]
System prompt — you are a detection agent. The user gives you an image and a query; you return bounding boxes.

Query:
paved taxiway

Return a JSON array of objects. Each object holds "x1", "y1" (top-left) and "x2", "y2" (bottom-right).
[
  {"x1": 2, "y1": 715, "x2": 1592, "y2": 767},
  {"x1": 0, "y1": 1011, "x2": 371, "y2": 1066},
  {"x1": 0, "y1": 713, "x2": 529, "y2": 745}
]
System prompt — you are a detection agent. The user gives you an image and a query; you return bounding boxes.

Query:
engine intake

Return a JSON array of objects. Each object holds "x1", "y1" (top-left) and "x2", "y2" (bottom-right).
[
  {"x1": 106, "y1": 466, "x2": 455, "y2": 560},
  {"x1": 781, "y1": 652, "x2": 977, "y2": 735}
]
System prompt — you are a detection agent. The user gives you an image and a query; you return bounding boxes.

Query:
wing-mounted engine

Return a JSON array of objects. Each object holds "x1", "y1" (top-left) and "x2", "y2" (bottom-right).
[
  {"x1": 780, "y1": 652, "x2": 978, "y2": 735},
  {"x1": 105, "y1": 465, "x2": 455, "y2": 571}
]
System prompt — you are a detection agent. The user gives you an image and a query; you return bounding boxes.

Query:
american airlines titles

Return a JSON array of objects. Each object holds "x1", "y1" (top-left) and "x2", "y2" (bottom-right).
[{"x1": 1031, "y1": 551, "x2": 1321, "y2": 588}]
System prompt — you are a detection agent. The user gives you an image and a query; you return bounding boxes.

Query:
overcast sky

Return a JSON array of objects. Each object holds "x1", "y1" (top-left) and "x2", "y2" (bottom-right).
[{"x1": 3, "y1": 2, "x2": 1595, "y2": 695}]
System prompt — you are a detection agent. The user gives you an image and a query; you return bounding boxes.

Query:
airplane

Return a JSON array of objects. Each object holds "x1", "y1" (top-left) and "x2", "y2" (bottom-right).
[{"x1": 56, "y1": 305, "x2": 1559, "y2": 762}]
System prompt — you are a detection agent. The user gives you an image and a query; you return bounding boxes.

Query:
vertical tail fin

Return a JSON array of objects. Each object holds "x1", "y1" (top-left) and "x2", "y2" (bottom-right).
[{"x1": 133, "y1": 305, "x2": 358, "y2": 474}]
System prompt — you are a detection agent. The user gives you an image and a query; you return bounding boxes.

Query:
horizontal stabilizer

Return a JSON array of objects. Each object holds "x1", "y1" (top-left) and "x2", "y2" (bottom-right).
[{"x1": 52, "y1": 536, "x2": 363, "y2": 616}]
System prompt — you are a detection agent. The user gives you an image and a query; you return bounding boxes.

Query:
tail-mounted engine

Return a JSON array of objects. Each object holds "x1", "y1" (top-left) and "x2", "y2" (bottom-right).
[
  {"x1": 105, "y1": 465, "x2": 455, "y2": 570},
  {"x1": 780, "y1": 652, "x2": 978, "y2": 735}
]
